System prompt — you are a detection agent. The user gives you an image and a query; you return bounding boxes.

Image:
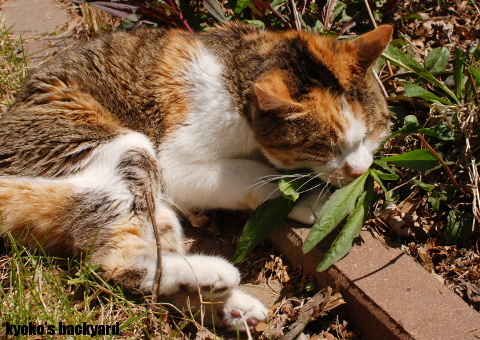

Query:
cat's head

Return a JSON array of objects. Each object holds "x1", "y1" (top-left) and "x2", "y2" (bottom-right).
[{"x1": 251, "y1": 25, "x2": 393, "y2": 187}]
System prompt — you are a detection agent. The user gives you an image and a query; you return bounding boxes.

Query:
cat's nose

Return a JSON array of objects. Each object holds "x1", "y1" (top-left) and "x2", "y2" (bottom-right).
[{"x1": 345, "y1": 164, "x2": 365, "y2": 179}]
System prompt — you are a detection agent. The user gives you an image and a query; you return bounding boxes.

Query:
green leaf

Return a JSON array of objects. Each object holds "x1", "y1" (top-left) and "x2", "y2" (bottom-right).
[
  {"x1": 398, "y1": 13, "x2": 424, "y2": 21},
  {"x1": 404, "y1": 83, "x2": 455, "y2": 106},
  {"x1": 67, "y1": 278, "x2": 85, "y2": 285},
  {"x1": 426, "y1": 124, "x2": 455, "y2": 141},
  {"x1": 278, "y1": 174, "x2": 313, "y2": 201},
  {"x1": 412, "y1": 179, "x2": 435, "y2": 191},
  {"x1": 379, "y1": 149, "x2": 440, "y2": 171},
  {"x1": 468, "y1": 65, "x2": 480, "y2": 85},
  {"x1": 391, "y1": 114, "x2": 420, "y2": 137},
  {"x1": 302, "y1": 171, "x2": 369, "y2": 254},
  {"x1": 316, "y1": 178, "x2": 373, "y2": 271},
  {"x1": 428, "y1": 190, "x2": 447, "y2": 212},
  {"x1": 232, "y1": 197, "x2": 295, "y2": 264},
  {"x1": 369, "y1": 169, "x2": 394, "y2": 204},
  {"x1": 203, "y1": 0, "x2": 227, "y2": 23},
  {"x1": 372, "y1": 160, "x2": 399, "y2": 180},
  {"x1": 446, "y1": 210, "x2": 475, "y2": 245},
  {"x1": 382, "y1": 45, "x2": 460, "y2": 105},
  {"x1": 391, "y1": 115, "x2": 455, "y2": 141},
  {"x1": 234, "y1": 0, "x2": 250, "y2": 15},
  {"x1": 242, "y1": 19, "x2": 266, "y2": 28},
  {"x1": 424, "y1": 47, "x2": 449, "y2": 74},
  {"x1": 370, "y1": 168, "x2": 399, "y2": 181},
  {"x1": 453, "y1": 48, "x2": 465, "y2": 100}
]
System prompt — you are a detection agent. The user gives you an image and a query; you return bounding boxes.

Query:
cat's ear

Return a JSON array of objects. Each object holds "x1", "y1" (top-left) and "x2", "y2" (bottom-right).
[
  {"x1": 254, "y1": 73, "x2": 302, "y2": 112},
  {"x1": 350, "y1": 25, "x2": 393, "y2": 70}
]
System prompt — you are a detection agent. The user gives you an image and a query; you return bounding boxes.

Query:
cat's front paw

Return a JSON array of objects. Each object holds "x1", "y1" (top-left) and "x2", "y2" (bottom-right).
[
  {"x1": 214, "y1": 289, "x2": 268, "y2": 331},
  {"x1": 159, "y1": 254, "x2": 241, "y2": 295},
  {"x1": 182, "y1": 255, "x2": 241, "y2": 293},
  {"x1": 288, "y1": 190, "x2": 331, "y2": 225},
  {"x1": 288, "y1": 200, "x2": 317, "y2": 224}
]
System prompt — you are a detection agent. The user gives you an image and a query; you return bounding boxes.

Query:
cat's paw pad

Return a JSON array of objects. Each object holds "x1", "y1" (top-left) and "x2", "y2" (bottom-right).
[
  {"x1": 215, "y1": 290, "x2": 268, "y2": 331},
  {"x1": 184, "y1": 255, "x2": 240, "y2": 293}
]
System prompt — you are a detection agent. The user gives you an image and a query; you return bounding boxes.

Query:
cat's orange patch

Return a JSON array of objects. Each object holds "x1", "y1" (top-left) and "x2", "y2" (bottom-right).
[
  {"x1": 0, "y1": 178, "x2": 75, "y2": 253},
  {"x1": 153, "y1": 31, "x2": 200, "y2": 137},
  {"x1": 302, "y1": 35, "x2": 360, "y2": 91},
  {"x1": 30, "y1": 80, "x2": 122, "y2": 127},
  {"x1": 305, "y1": 89, "x2": 345, "y2": 127},
  {"x1": 261, "y1": 145, "x2": 300, "y2": 168},
  {"x1": 302, "y1": 25, "x2": 393, "y2": 91}
]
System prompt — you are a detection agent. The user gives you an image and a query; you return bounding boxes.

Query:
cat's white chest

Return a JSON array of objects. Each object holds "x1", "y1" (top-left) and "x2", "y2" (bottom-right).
[{"x1": 164, "y1": 47, "x2": 258, "y2": 161}]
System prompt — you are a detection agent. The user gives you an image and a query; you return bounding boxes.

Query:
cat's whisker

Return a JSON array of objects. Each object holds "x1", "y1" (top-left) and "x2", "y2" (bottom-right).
[
  {"x1": 297, "y1": 180, "x2": 329, "y2": 195},
  {"x1": 292, "y1": 173, "x2": 323, "y2": 194},
  {"x1": 246, "y1": 172, "x2": 316, "y2": 191}
]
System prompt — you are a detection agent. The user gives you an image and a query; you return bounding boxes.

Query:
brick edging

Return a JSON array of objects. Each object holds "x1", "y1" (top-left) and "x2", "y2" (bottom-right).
[{"x1": 269, "y1": 222, "x2": 480, "y2": 340}]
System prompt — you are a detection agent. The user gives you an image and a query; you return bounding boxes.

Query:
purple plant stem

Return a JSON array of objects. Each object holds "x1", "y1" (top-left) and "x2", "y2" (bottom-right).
[{"x1": 166, "y1": 0, "x2": 194, "y2": 33}]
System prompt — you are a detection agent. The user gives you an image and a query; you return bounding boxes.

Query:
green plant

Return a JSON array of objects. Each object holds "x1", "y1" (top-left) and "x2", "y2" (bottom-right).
[
  {"x1": 383, "y1": 40, "x2": 479, "y2": 243},
  {"x1": 0, "y1": 233, "x2": 213, "y2": 339},
  {"x1": 73, "y1": 0, "x2": 406, "y2": 34},
  {"x1": 233, "y1": 39, "x2": 480, "y2": 270}
]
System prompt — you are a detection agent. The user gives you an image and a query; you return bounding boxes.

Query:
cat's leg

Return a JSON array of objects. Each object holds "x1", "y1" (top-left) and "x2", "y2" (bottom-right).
[
  {"x1": 81, "y1": 137, "x2": 268, "y2": 328},
  {"x1": 0, "y1": 132, "x2": 267, "y2": 329},
  {"x1": 159, "y1": 156, "x2": 326, "y2": 224},
  {"x1": 159, "y1": 157, "x2": 286, "y2": 211}
]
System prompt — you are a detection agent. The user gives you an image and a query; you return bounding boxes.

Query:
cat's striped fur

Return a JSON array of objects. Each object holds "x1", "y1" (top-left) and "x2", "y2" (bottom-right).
[{"x1": 0, "y1": 23, "x2": 392, "y2": 330}]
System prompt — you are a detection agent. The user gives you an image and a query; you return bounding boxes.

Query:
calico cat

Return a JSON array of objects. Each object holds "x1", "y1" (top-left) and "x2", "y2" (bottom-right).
[{"x1": 0, "y1": 23, "x2": 392, "y2": 331}]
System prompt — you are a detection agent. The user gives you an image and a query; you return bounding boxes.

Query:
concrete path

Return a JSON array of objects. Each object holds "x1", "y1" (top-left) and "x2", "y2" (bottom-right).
[{"x1": 1, "y1": 0, "x2": 75, "y2": 64}]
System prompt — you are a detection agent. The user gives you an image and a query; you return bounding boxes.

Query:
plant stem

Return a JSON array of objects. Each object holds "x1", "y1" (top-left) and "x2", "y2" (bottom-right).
[
  {"x1": 145, "y1": 191, "x2": 162, "y2": 303},
  {"x1": 363, "y1": 0, "x2": 377, "y2": 28},
  {"x1": 417, "y1": 133, "x2": 467, "y2": 196},
  {"x1": 166, "y1": 0, "x2": 194, "y2": 33}
]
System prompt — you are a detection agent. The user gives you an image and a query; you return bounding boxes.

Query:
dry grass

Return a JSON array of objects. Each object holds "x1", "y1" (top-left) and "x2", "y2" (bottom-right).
[{"x1": 0, "y1": 17, "x2": 28, "y2": 116}]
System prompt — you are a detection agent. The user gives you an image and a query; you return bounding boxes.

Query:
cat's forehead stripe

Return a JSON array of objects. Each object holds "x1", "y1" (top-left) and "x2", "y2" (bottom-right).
[
  {"x1": 275, "y1": 34, "x2": 344, "y2": 94},
  {"x1": 341, "y1": 102, "x2": 367, "y2": 148},
  {"x1": 301, "y1": 34, "x2": 360, "y2": 91}
]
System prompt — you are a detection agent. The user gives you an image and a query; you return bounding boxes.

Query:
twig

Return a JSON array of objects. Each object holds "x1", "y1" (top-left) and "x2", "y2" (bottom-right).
[
  {"x1": 145, "y1": 191, "x2": 163, "y2": 304},
  {"x1": 417, "y1": 134, "x2": 467, "y2": 196},
  {"x1": 286, "y1": 0, "x2": 302, "y2": 31},
  {"x1": 322, "y1": 0, "x2": 338, "y2": 31},
  {"x1": 452, "y1": 144, "x2": 480, "y2": 172},
  {"x1": 363, "y1": 0, "x2": 378, "y2": 28},
  {"x1": 466, "y1": 67, "x2": 479, "y2": 106},
  {"x1": 363, "y1": 0, "x2": 395, "y2": 79},
  {"x1": 238, "y1": 310, "x2": 254, "y2": 340},
  {"x1": 373, "y1": 69, "x2": 388, "y2": 98}
]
